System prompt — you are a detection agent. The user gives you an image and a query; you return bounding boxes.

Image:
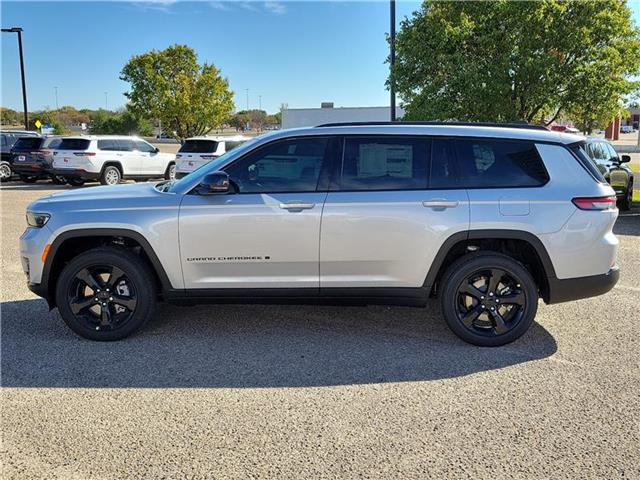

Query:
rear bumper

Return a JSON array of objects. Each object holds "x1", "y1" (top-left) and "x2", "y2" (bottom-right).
[
  {"x1": 50, "y1": 168, "x2": 98, "y2": 180},
  {"x1": 11, "y1": 163, "x2": 50, "y2": 176},
  {"x1": 546, "y1": 266, "x2": 620, "y2": 304}
]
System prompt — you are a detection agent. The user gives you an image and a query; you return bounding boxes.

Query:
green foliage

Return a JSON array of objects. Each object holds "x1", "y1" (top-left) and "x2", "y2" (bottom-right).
[
  {"x1": 0, "y1": 107, "x2": 22, "y2": 126},
  {"x1": 89, "y1": 107, "x2": 152, "y2": 136},
  {"x1": 392, "y1": 0, "x2": 640, "y2": 129},
  {"x1": 28, "y1": 111, "x2": 68, "y2": 134},
  {"x1": 120, "y1": 44, "x2": 234, "y2": 141}
]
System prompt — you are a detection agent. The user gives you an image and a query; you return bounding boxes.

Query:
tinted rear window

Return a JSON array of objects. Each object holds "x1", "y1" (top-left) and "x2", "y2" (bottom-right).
[
  {"x1": 179, "y1": 140, "x2": 218, "y2": 153},
  {"x1": 12, "y1": 137, "x2": 43, "y2": 150},
  {"x1": 58, "y1": 139, "x2": 91, "y2": 150},
  {"x1": 454, "y1": 139, "x2": 549, "y2": 188}
]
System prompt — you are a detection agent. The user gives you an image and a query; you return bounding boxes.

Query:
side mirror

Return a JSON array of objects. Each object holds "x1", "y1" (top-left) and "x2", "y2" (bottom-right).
[
  {"x1": 620, "y1": 154, "x2": 631, "y2": 163},
  {"x1": 154, "y1": 147, "x2": 160, "y2": 153},
  {"x1": 195, "y1": 172, "x2": 230, "y2": 195}
]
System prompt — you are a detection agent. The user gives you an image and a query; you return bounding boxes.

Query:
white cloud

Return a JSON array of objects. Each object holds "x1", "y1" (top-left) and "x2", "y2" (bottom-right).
[{"x1": 263, "y1": 1, "x2": 286, "y2": 15}]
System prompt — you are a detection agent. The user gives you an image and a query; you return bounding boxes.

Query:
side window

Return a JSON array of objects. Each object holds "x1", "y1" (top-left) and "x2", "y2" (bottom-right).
[
  {"x1": 455, "y1": 139, "x2": 549, "y2": 188},
  {"x1": 430, "y1": 139, "x2": 458, "y2": 188},
  {"x1": 340, "y1": 137, "x2": 429, "y2": 191},
  {"x1": 224, "y1": 137, "x2": 329, "y2": 193},
  {"x1": 604, "y1": 143, "x2": 618, "y2": 161},
  {"x1": 97, "y1": 139, "x2": 118, "y2": 151},
  {"x1": 134, "y1": 140, "x2": 156, "y2": 153},
  {"x1": 117, "y1": 139, "x2": 135, "y2": 152}
]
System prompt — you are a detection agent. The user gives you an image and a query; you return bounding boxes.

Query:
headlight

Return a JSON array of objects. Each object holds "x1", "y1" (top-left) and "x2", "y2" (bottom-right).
[{"x1": 26, "y1": 212, "x2": 50, "y2": 228}]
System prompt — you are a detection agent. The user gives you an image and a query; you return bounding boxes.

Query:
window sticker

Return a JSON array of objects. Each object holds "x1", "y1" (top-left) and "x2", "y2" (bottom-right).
[{"x1": 357, "y1": 144, "x2": 413, "y2": 178}]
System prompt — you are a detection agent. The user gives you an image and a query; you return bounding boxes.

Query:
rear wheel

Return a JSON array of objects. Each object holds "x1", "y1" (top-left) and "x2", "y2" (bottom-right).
[
  {"x1": 100, "y1": 166, "x2": 121, "y2": 185},
  {"x1": 55, "y1": 247, "x2": 157, "y2": 341},
  {"x1": 440, "y1": 252, "x2": 538, "y2": 347},
  {"x1": 619, "y1": 181, "x2": 633, "y2": 211},
  {"x1": 67, "y1": 178, "x2": 85, "y2": 187},
  {"x1": 19, "y1": 174, "x2": 38, "y2": 183},
  {"x1": 0, "y1": 162, "x2": 13, "y2": 181}
]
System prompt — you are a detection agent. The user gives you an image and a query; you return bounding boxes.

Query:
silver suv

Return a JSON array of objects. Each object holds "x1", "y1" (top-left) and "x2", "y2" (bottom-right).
[{"x1": 21, "y1": 123, "x2": 620, "y2": 346}]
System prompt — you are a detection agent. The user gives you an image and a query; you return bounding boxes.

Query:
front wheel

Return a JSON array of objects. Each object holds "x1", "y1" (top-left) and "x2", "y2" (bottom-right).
[
  {"x1": 164, "y1": 163, "x2": 176, "y2": 180},
  {"x1": 439, "y1": 252, "x2": 538, "y2": 347},
  {"x1": 55, "y1": 247, "x2": 157, "y2": 341}
]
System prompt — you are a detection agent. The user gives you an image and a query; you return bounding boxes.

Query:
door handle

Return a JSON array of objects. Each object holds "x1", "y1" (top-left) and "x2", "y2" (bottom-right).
[
  {"x1": 422, "y1": 199, "x2": 459, "y2": 209},
  {"x1": 279, "y1": 202, "x2": 315, "y2": 211}
]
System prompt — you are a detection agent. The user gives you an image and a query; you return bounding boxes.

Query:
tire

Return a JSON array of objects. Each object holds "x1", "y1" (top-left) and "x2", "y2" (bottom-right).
[
  {"x1": 100, "y1": 165, "x2": 121, "y2": 185},
  {"x1": 439, "y1": 252, "x2": 538, "y2": 347},
  {"x1": 164, "y1": 162, "x2": 176, "y2": 180},
  {"x1": 0, "y1": 161, "x2": 12, "y2": 181},
  {"x1": 619, "y1": 181, "x2": 633, "y2": 211},
  {"x1": 51, "y1": 175, "x2": 67, "y2": 185},
  {"x1": 19, "y1": 174, "x2": 38, "y2": 183},
  {"x1": 55, "y1": 247, "x2": 157, "y2": 341},
  {"x1": 67, "y1": 178, "x2": 85, "y2": 187}
]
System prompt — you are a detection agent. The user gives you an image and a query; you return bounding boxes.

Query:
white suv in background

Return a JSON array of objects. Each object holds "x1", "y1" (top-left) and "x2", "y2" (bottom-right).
[
  {"x1": 175, "y1": 135, "x2": 249, "y2": 178},
  {"x1": 51, "y1": 136, "x2": 176, "y2": 186}
]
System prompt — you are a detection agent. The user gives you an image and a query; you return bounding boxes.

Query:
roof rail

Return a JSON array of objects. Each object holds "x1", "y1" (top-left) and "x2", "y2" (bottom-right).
[{"x1": 314, "y1": 121, "x2": 549, "y2": 131}]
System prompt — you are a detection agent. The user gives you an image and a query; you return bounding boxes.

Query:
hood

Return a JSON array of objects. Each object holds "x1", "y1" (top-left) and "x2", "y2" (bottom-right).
[{"x1": 38, "y1": 182, "x2": 160, "y2": 203}]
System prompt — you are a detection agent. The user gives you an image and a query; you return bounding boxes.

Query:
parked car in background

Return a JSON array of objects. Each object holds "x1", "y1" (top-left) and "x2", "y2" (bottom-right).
[
  {"x1": 11, "y1": 136, "x2": 67, "y2": 184},
  {"x1": 584, "y1": 137, "x2": 634, "y2": 210},
  {"x1": 0, "y1": 130, "x2": 40, "y2": 181},
  {"x1": 22, "y1": 123, "x2": 620, "y2": 345},
  {"x1": 620, "y1": 125, "x2": 633, "y2": 134},
  {"x1": 50, "y1": 136, "x2": 176, "y2": 186},
  {"x1": 175, "y1": 135, "x2": 250, "y2": 178}
]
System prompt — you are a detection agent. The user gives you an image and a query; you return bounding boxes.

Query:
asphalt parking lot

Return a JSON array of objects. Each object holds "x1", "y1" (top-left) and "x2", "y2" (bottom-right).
[{"x1": 1, "y1": 182, "x2": 639, "y2": 479}]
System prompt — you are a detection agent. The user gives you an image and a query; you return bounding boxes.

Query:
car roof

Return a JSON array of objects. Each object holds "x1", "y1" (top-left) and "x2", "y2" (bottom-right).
[
  {"x1": 185, "y1": 135, "x2": 251, "y2": 142},
  {"x1": 1, "y1": 130, "x2": 40, "y2": 136},
  {"x1": 265, "y1": 123, "x2": 585, "y2": 145},
  {"x1": 60, "y1": 135, "x2": 144, "y2": 141}
]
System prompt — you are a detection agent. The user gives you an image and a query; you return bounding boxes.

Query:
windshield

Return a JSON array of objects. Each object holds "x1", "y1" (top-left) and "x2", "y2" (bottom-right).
[{"x1": 169, "y1": 135, "x2": 263, "y2": 191}]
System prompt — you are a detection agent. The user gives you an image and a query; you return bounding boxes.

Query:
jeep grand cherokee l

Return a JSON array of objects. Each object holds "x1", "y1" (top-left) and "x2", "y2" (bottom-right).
[{"x1": 21, "y1": 123, "x2": 620, "y2": 346}]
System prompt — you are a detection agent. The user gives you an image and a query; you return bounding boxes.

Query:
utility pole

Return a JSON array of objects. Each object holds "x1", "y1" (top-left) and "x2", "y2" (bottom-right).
[
  {"x1": 245, "y1": 89, "x2": 249, "y2": 111},
  {"x1": 2, "y1": 27, "x2": 29, "y2": 130},
  {"x1": 54, "y1": 86, "x2": 58, "y2": 110},
  {"x1": 389, "y1": 0, "x2": 397, "y2": 122},
  {"x1": 104, "y1": 92, "x2": 108, "y2": 110},
  {"x1": 259, "y1": 95, "x2": 262, "y2": 111}
]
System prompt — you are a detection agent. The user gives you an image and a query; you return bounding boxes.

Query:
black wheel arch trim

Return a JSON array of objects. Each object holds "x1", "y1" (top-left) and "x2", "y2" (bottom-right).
[
  {"x1": 38, "y1": 228, "x2": 173, "y2": 307},
  {"x1": 422, "y1": 229, "x2": 558, "y2": 296}
]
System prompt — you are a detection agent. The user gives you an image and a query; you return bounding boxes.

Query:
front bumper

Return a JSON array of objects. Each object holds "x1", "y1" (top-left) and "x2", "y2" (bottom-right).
[{"x1": 546, "y1": 266, "x2": 620, "y2": 304}]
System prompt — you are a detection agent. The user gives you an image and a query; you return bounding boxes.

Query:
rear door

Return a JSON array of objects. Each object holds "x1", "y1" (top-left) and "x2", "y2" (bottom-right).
[
  {"x1": 11, "y1": 137, "x2": 44, "y2": 166},
  {"x1": 320, "y1": 136, "x2": 469, "y2": 289},
  {"x1": 176, "y1": 139, "x2": 218, "y2": 173},
  {"x1": 115, "y1": 139, "x2": 141, "y2": 175},
  {"x1": 53, "y1": 138, "x2": 93, "y2": 169}
]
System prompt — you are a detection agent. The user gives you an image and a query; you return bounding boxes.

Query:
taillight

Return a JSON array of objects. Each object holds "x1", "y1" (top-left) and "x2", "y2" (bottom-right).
[
  {"x1": 176, "y1": 154, "x2": 182, "y2": 158},
  {"x1": 572, "y1": 196, "x2": 617, "y2": 211},
  {"x1": 73, "y1": 151, "x2": 96, "y2": 156}
]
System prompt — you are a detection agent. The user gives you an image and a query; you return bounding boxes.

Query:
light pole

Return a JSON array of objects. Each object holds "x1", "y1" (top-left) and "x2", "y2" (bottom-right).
[
  {"x1": 1, "y1": 27, "x2": 29, "y2": 130},
  {"x1": 389, "y1": 0, "x2": 396, "y2": 122},
  {"x1": 245, "y1": 89, "x2": 249, "y2": 111},
  {"x1": 258, "y1": 95, "x2": 262, "y2": 111},
  {"x1": 104, "y1": 92, "x2": 108, "y2": 110},
  {"x1": 54, "y1": 86, "x2": 59, "y2": 110}
]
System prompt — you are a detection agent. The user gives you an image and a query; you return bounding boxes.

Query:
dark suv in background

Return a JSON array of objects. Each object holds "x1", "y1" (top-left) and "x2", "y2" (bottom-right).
[
  {"x1": 10, "y1": 136, "x2": 67, "y2": 184},
  {"x1": 584, "y1": 137, "x2": 634, "y2": 210},
  {"x1": 0, "y1": 130, "x2": 40, "y2": 181}
]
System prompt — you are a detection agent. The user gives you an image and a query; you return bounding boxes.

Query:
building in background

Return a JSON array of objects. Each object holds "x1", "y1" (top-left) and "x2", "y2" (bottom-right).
[
  {"x1": 282, "y1": 103, "x2": 405, "y2": 129},
  {"x1": 622, "y1": 107, "x2": 639, "y2": 130}
]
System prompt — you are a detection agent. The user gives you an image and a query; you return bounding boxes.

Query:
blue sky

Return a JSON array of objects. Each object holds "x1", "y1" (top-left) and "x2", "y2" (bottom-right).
[
  {"x1": 2, "y1": 1, "x2": 639, "y2": 115},
  {"x1": 1, "y1": 1, "x2": 421, "y2": 114}
]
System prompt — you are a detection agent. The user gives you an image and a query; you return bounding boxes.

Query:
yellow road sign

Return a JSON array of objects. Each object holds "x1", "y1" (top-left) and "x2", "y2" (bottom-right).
[{"x1": 35, "y1": 119, "x2": 42, "y2": 129}]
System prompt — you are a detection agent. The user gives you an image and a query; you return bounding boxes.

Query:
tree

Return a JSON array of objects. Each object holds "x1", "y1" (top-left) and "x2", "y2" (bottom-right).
[
  {"x1": 391, "y1": 0, "x2": 640, "y2": 127},
  {"x1": 89, "y1": 106, "x2": 153, "y2": 136},
  {"x1": 120, "y1": 44, "x2": 234, "y2": 141},
  {"x1": 0, "y1": 107, "x2": 22, "y2": 126}
]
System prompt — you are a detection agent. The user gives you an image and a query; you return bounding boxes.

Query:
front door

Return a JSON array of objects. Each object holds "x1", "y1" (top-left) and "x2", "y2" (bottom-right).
[{"x1": 179, "y1": 136, "x2": 334, "y2": 289}]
